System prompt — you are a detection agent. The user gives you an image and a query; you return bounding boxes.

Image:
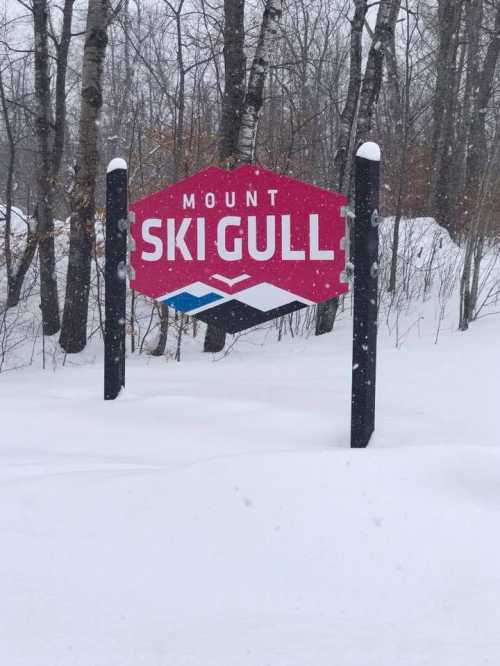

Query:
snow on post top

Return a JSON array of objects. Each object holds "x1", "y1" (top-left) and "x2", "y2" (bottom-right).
[
  {"x1": 107, "y1": 158, "x2": 127, "y2": 173},
  {"x1": 356, "y1": 142, "x2": 381, "y2": 162}
]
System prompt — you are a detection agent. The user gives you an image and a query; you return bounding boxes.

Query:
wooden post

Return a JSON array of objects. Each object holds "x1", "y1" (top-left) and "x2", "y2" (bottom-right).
[
  {"x1": 104, "y1": 159, "x2": 128, "y2": 400},
  {"x1": 351, "y1": 142, "x2": 380, "y2": 448}
]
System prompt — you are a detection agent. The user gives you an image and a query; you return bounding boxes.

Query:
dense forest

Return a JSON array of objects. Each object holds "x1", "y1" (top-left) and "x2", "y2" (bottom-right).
[{"x1": 1, "y1": 0, "x2": 499, "y2": 368}]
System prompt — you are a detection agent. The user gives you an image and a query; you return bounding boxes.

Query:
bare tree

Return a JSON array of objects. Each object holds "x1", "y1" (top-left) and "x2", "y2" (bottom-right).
[
  {"x1": 316, "y1": 0, "x2": 401, "y2": 336},
  {"x1": 0, "y1": 65, "x2": 38, "y2": 309},
  {"x1": 333, "y1": 0, "x2": 368, "y2": 195},
  {"x1": 60, "y1": 0, "x2": 109, "y2": 352},
  {"x1": 32, "y1": 0, "x2": 60, "y2": 334},
  {"x1": 237, "y1": 0, "x2": 283, "y2": 163},
  {"x1": 219, "y1": 0, "x2": 246, "y2": 167},
  {"x1": 459, "y1": 0, "x2": 500, "y2": 330},
  {"x1": 315, "y1": 0, "x2": 367, "y2": 336},
  {"x1": 204, "y1": 0, "x2": 246, "y2": 354},
  {"x1": 428, "y1": 0, "x2": 464, "y2": 234}
]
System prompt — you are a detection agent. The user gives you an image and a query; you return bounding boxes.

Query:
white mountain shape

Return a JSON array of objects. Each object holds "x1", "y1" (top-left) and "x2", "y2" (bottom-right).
[{"x1": 189, "y1": 282, "x2": 313, "y2": 315}]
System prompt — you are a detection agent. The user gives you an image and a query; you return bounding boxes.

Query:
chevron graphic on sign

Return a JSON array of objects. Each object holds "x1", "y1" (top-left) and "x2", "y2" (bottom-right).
[{"x1": 129, "y1": 165, "x2": 347, "y2": 334}]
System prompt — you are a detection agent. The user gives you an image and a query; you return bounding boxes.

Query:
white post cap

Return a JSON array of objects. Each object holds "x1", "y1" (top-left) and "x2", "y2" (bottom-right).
[
  {"x1": 356, "y1": 142, "x2": 381, "y2": 162},
  {"x1": 107, "y1": 158, "x2": 128, "y2": 173}
]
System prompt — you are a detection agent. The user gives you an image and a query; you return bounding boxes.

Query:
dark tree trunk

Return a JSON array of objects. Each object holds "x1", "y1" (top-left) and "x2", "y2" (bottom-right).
[
  {"x1": 52, "y1": 0, "x2": 75, "y2": 178},
  {"x1": 219, "y1": 0, "x2": 246, "y2": 167},
  {"x1": 316, "y1": 0, "x2": 367, "y2": 336},
  {"x1": 60, "y1": 0, "x2": 109, "y2": 353},
  {"x1": 151, "y1": 305, "x2": 169, "y2": 356},
  {"x1": 204, "y1": 0, "x2": 282, "y2": 352},
  {"x1": 459, "y1": 2, "x2": 500, "y2": 330},
  {"x1": 8, "y1": 1, "x2": 74, "y2": 315},
  {"x1": 385, "y1": 0, "x2": 408, "y2": 294},
  {"x1": 0, "y1": 68, "x2": 18, "y2": 306},
  {"x1": 450, "y1": 0, "x2": 482, "y2": 229},
  {"x1": 1, "y1": 65, "x2": 38, "y2": 309},
  {"x1": 316, "y1": 0, "x2": 400, "y2": 336},
  {"x1": 32, "y1": 0, "x2": 60, "y2": 335},
  {"x1": 429, "y1": 0, "x2": 464, "y2": 233},
  {"x1": 355, "y1": 0, "x2": 401, "y2": 149},
  {"x1": 333, "y1": 0, "x2": 368, "y2": 196},
  {"x1": 204, "y1": 0, "x2": 247, "y2": 353},
  {"x1": 152, "y1": 0, "x2": 186, "y2": 357}
]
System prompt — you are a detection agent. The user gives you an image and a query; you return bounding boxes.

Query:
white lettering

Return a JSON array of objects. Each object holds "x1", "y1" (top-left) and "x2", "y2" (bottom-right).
[
  {"x1": 281, "y1": 214, "x2": 305, "y2": 260},
  {"x1": 309, "y1": 214, "x2": 334, "y2": 260},
  {"x1": 167, "y1": 218, "x2": 193, "y2": 260},
  {"x1": 246, "y1": 191, "x2": 257, "y2": 207},
  {"x1": 196, "y1": 217, "x2": 205, "y2": 260},
  {"x1": 183, "y1": 193, "x2": 195, "y2": 209},
  {"x1": 217, "y1": 216, "x2": 242, "y2": 261},
  {"x1": 141, "y1": 218, "x2": 163, "y2": 261},
  {"x1": 248, "y1": 215, "x2": 275, "y2": 261},
  {"x1": 205, "y1": 192, "x2": 216, "y2": 208},
  {"x1": 268, "y1": 189, "x2": 278, "y2": 206},
  {"x1": 225, "y1": 192, "x2": 236, "y2": 208}
]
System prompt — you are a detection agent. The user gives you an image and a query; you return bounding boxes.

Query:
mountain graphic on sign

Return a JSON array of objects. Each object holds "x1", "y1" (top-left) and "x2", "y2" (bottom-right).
[
  {"x1": 158, "y1": 282, "x2": 313, "y2": 333},
  {"x1": 159, "y1": 282, "x2": 227, "y2": 312}
]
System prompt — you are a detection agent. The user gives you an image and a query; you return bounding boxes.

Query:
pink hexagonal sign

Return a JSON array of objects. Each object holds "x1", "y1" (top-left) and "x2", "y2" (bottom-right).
[{"x1": 129, "y1": 165, "x2": 348, "y2": 333}]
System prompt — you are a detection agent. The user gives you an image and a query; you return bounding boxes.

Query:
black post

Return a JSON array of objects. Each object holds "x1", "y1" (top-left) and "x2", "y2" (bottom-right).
[
  {"x1": 351, "y1": 143, "x2": 380, "y2": 448},
  {"x1": 105, "y1": 159, "x2": 128, "y2": 400}
]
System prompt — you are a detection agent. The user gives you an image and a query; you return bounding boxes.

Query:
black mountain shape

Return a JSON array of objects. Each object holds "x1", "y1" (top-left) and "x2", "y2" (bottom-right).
[{"x1": 195, "y1": 299, "x2": 308, "y2": 334}]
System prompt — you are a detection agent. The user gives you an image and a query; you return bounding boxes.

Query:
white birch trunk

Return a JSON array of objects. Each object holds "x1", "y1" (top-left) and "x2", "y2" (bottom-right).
[{"x1": 237, "y1": 0, "x2": 283, "y2": 164}]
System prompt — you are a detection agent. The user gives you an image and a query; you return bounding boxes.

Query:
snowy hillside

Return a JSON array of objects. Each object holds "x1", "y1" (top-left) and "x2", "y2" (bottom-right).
[
  {"x1": 1, "y1": 215, "x2": 500, "y2": 664},
  {"x1": 1, "y1": 259, "x2": 500, "y2": 664}
]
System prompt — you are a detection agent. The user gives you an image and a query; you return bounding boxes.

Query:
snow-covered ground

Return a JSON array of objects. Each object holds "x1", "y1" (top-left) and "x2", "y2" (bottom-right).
[{"x1": 1, "y1": 304, "x2": 499, "y2": 665}]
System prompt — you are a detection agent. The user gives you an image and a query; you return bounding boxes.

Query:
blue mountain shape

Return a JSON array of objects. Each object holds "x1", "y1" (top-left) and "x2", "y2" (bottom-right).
[{"x1": 161, "y1": 291, "x2": 223, "y2": 313}]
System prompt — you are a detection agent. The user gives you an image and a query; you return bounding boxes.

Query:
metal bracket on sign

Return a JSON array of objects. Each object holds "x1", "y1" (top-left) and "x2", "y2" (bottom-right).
[
  {"x1": 371, "y1": 209, "x2": 380, "y2": 227},
  {"x1": 341, "y1": 205, "x2": 355, "y2": 220}
]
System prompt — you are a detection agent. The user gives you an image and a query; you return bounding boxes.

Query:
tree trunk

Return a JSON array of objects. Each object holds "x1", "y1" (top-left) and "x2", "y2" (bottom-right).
[
  {"x1": 204, "y1": 0, "x2": 282, "y2": 352},
  {"x1": 237, "y1": 0, "x2": 283, "y2": 164},
  {"x1": 316, "y1": 0, "x2": 367, "y2": 336},
  {"x1": 0, "y1": 65, "x2": 38, "y2": 309},
  {"x1": 52, "y1": 0, "x2": 75, "y2": 179},
  {"x1": 32, "y1": 0, "x2": 60, "y2": 335},
  {"x1": 60, "y1": 0, "x2": 109, "y2": 353},
  {"x1": 333, "y1": 0, "x2": 367, "y2": 196},
  {"x1": 355, "y1": 0, "x2": 401, "y2": 149},
  {"x1": 385, "y1": 0, "x2": 408, "y2": 293},
  {"x1": 458, "y1": 2, "x2": 500, "y2": 330},
  {"x1": 429, "y1": 0, "x2": 464, "y2": 233},
  {"x1": 450, "y1": 0, "x2": 482, "y2": 230},
  {"x1": 152, "y1": 0, "x2": 186, "y2": 357},
  {"x1": 219, "y1": 0, "x2": 246, "y2": 167},
  {"x1": 0, "y1": 68, "x2": 17, "y2": 305},
  {"x1": 317, "y1": 0, "x2": 400, "y2": 336},
  {"x1": 204, "y1": 0, "x2": 247, "y2": 353},
  {"x1": 151, "y1": 304, "x2": 169, "y2": 356}
]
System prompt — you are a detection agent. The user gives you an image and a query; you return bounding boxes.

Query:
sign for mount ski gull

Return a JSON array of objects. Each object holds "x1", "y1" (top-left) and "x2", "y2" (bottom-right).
[{"x1": 129, "y1": 165, "x2": 348, "y2": 333}]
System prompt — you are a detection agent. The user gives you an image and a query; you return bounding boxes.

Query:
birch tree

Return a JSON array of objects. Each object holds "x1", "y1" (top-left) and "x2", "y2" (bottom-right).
[
  {"x1": 237, "y1": 0, "x2": 283, "y2": 164},
  {"x1": 203, "y1": 0, "x2": 283, "y2": 353}
]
